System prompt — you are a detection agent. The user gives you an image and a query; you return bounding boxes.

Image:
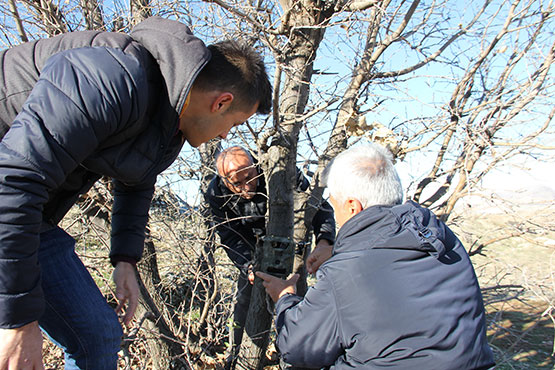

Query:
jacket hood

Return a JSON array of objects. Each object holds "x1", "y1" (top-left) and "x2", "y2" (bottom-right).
[
  {"x1": 334, "y1": 200, "x2": 453, "y2": 258},
  {"x1": 130, "y1": 16, "x2": 210, "y2": 119}
]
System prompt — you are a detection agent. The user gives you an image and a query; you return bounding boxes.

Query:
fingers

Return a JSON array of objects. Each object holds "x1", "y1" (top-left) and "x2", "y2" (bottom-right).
[
  {"x1": 113, "y1": 262, "x2": 139, "y2": 327},
  {"x1": 306, "y1": 254, "x2": 316, "y2": 274},
  {"x1": 118, "y1": 280, "x2": 139, "y2": 327},
  {"x1": 123, "y1": 293, "x2": 138, "y2": 326},
  {"x1": 0, "y1": 321, "x2": 44, "y2": 370},
  {"x1": 255, "y1": 271, "x2": 272, "y2": 289},
  {"x1": 115, "y1": 282, "x2": 128, "y2": 317},
  {"x1": 254, "y1": 271, "x2": 299, "y2": 302},
  {"x1": 306, "y1": 244, "x2": 333, "y2": 274},
  {"x1": 255, "y1": 271, "x2": 271, "y2": 281},
  {"x1": 115, "y1": 283, "x2": 125, "y2": 312},
  {"x1": 122, "y1": 280, "x2": 138, "y2": 326},
  {"x1": 256, "y1": 271, "x2": 298, "y2": 283}
]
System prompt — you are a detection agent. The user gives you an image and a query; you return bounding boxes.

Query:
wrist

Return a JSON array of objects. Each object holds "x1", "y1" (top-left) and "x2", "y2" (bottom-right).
[
  {"x1": 278, "y1": 288, "x2": 296, "y2": 300},
  {"x1": 111, "y1": 255, "x2": 137, "y2": 268}
]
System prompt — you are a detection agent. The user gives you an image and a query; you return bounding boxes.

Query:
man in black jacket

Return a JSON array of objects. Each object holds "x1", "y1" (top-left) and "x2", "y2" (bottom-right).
[
  {"x1": 205, "y1": 146, "x2": 336, "y2": 366},
  {"x1": 0, "y1": 17, "x2": 272, "y2": 369},
  {"x1": 257, "y1": 143, "x2": 495, "y2": 369}
]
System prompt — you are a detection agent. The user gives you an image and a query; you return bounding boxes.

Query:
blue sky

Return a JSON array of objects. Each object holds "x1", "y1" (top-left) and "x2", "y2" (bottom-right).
[{"x1": 1, "y1": 0, "x2": 552, "y2": 207}]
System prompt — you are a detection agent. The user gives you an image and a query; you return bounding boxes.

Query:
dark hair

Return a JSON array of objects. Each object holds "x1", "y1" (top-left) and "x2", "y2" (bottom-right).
[{"x1": 193, "y1": 40, "x2": 272, "y2": 115}]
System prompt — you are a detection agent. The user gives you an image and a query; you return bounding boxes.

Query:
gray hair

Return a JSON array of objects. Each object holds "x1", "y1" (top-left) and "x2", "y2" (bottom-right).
[{"x1": 324, "y1": 143, "x2": 403, "y2": 208}]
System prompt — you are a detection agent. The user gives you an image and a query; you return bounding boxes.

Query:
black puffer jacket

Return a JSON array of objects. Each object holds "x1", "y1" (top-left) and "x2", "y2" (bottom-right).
[
  {"x1": 274, "y1": 201, "x2": 495, "y2": 369},
  {"x1": 205, "y1": 166, "x2": 336, "y2": 274},
  {"x1": 0, "y1": 17, "x2": 210, "y2": 328}
]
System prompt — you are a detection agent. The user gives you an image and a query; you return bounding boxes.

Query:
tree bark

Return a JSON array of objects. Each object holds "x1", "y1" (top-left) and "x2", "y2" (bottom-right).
[{"x1": 237, "y1": 2, "x2": 336, "y2": 367}]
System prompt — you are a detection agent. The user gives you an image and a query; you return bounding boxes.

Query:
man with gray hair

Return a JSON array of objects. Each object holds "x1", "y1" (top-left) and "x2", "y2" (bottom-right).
[{"x1": 257, "y1": 142, "x2": 495, "y2": 369}]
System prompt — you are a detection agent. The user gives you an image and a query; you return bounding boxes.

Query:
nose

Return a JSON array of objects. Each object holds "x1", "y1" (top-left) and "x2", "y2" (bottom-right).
[{"x1": 245, "y1": 182, "x2": 256, "y2": 192}]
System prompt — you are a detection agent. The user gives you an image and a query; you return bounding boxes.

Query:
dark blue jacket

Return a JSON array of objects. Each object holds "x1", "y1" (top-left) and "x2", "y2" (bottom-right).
[
  {"x1": 0, "y1": 17, "x2": 210, "y2": 328},
  {"x1": 275, "y1": 201, "x2": 495, "y2": 369},
  {"x1": 205, "y1": 166, "x2": 336, "y2": 274}
]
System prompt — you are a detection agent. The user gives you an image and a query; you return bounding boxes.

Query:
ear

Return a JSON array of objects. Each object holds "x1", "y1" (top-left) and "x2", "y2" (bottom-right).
[
  {"x1": 210, "y1": 92, "x2": 234, "y2": 113},
  {"x1": 346, "y1": 198, "x2": 363, "y2": 217}
]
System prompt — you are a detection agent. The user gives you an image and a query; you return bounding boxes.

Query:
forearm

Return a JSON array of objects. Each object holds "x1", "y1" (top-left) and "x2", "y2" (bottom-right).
[
  {"x1": 312, "y1": 200, "x2": 336, "y2": 243},
  {"x1": 0, "y1": 145, "x2": 49, "y2": 328},
  {"x1": 110, "y1": 179, "x2": 155, "y2": 264},
  {"x1": 274, "y1": 278, "x2": 341, "y2": 367}
]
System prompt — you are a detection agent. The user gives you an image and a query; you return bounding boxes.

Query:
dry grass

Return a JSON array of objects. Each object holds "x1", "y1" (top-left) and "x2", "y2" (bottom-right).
[
  {"x1": 450, "y1": 199, "x2": 555, "y2": 369},
  {"x1": 37, "y1": 196, "x2": 555, "y2": 369}
]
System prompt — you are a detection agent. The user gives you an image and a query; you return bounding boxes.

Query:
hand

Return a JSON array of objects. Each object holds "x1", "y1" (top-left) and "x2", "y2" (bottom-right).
[
  {"x1": 306, "y1": 239, "x2": 333, "y2": 274},
  {"x1": 255, "y1": 271, "x2": 299, "y2": 302},
  {"x1": 112, "y1": 261, "x2": 139, "y2": 326},
  {"x1": 0, "y1": 321, "x2": 45, "y2": 369}
]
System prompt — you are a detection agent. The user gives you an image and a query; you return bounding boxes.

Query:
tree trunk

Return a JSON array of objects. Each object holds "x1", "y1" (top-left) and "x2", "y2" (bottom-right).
[
  {"x1": 237, "y1": 3, "x2": 335, "y2": 367},
  {"x1": 137, "y1": 233, "x2": 190, "y2": 370},
  {"x1": 237, "y1": 144, "x2": 295, "y2": 369}
]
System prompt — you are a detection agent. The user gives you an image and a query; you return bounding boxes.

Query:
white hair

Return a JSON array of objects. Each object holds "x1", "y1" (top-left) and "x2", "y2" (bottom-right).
[{"x1": 325, "y1": 143, "x2": 403, "y2": 208}]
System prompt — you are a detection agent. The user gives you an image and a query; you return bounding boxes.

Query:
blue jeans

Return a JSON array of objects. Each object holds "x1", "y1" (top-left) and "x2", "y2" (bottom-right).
[{"x1": 38, "y1": 227, "x2": 123, "y2": 370}]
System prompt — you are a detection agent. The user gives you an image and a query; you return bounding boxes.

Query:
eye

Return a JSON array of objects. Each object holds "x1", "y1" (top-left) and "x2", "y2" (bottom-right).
[{"x1": 246, "y1": 173, "x2": 260, "y2": 185}]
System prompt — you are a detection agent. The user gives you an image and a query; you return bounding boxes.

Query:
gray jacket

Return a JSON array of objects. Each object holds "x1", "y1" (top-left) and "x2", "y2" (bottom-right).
[
  {"x1": 274, "y1": 201, "x2": 495, "y2": 369},
  {"x1": 0, "y1": 17, "x2": 210, "y2": 328}
]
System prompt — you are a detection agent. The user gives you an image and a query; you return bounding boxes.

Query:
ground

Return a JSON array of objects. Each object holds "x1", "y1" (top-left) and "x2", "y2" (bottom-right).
[
  {"x1": 40, "y1": 198, "x2": 554, "y2": 369},
  {"x1": 451, "y1": 198, "x2": 554, "y2": 370}
]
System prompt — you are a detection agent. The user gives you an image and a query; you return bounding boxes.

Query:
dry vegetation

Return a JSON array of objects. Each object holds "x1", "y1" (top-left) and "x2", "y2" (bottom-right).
[
  {"x1": 2, "y1": 0, "x2": 553, "y2": 367},
  {"x1": 37, "y1": 185, "x2": 555, "y2": 369},
  {"x1": 450, "y1": 196, "x2": 555, "y2": 370}
]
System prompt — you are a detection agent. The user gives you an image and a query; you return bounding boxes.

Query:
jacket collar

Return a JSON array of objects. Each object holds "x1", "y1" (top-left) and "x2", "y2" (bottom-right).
[{"x1": 334, "y1": 201, "x2": 450, "y2": 259}]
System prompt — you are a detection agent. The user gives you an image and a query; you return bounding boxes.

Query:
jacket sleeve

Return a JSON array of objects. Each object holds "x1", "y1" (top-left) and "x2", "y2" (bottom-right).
[
  {"x1": 294, "y1": 168, "x2": 336, "y2": 244},
  {"x1": 274, "y1": 272, "x2": 343, "y2": 367},
  {"x1": 311, "y1": 199, "x2": 336, "y2": 244},
  {"x1": 205, "y1": 181, "x2": 255, "y2": 273},
  {"x1": 110, "y1": 178, "x2": 155, "y2": 264},
  {"x1": 0, "y1": 46, "x2": 148, "y2": 328}
]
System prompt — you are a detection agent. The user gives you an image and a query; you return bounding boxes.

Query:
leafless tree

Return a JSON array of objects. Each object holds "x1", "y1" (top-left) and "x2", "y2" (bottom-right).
[{"x1": 1, "y1": 0, "x2": 553, "y2": 368}]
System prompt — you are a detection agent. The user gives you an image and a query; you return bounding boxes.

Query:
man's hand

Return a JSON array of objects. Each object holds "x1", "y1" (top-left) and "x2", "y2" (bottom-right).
[
  {"x1": 0, "y1": 321, "x2": 44, "y2": 369},
  {"x1": 255, "y1": 272, "x2": 299, "y2": 302},
  {"x1": 112, "y1": 261, "x2": 139, "y2": 326},
  {"x1": 306, "y1": 239, "x2": 333, "y2": 274}
]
